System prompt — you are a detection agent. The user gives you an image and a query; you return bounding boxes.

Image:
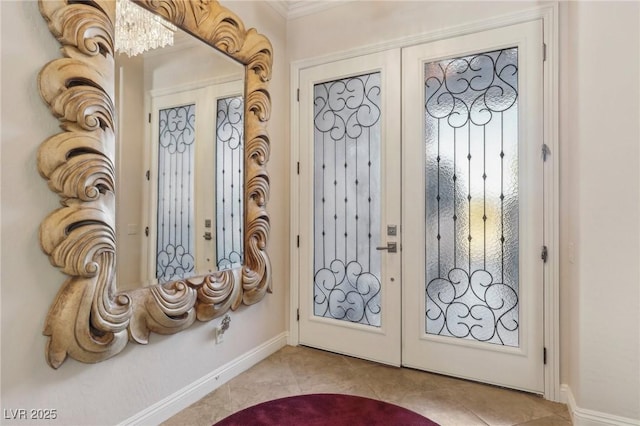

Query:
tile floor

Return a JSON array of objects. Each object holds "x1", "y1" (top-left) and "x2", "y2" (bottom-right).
[{"x1": 163, "y1": 345, "x2": 571, "y2": 426}]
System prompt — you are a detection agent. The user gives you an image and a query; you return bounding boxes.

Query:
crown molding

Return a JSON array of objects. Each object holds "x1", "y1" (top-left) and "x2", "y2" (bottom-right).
[
  {"x1": 266, "y1": 0, "x2": 354, "y2": 20},
  {"x1": 266, "y1": 0, "x2": 290, "y2": 18}
]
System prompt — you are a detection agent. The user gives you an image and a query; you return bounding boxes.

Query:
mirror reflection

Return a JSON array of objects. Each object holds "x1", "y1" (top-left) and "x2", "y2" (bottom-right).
[{"x1": 115, "y1": 23, "x2": 245, "y2": 291}]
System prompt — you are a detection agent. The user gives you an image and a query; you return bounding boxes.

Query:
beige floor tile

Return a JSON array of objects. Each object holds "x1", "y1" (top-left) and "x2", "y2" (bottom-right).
[
  {"x1": 265, "y1": 343, "x2": 311, "y2": 365},
  {"x1": 299, "y1": 380, "x2": 379, "y2": 399},
  {"x1": 455, "y1": 381, "x2": 555, "y2": 425},
  {"x1": 359, "y1": 364, "x2": 421, "y2": 401},
  {"x1": 285, "y1": 346, "x2": 351, "y2": 375},
  {"x1": 162, "y1": 385, "x2": 233, "y2": 426},
  {"x1": 422, "y1": 407, "x2": 489, "y2": 426},
  {"x1": 340, "y1": 352, "x2": 386, "y2": 370},
  {"x1": 164, "y1": 345, "x2": 570, "y2": 426},
  {"x1": 290, "y1": 359, "x2": 362, "y2": 391},
  {"x1": 528, "y1": 396, "x2": 571, "y2": 420},
  {"x1": 399, "y1": 367, "x2": 470, "y2": 392},
  {"x1": 515, "y1": 414, "x2": 573, "y2": 425},
  {"x1": 227, "y1": 382, "x2": 302, "y2": 412},
  {"x1": 162, "y1": 408, "x2": 234, "y2": 426},
  {"x1": 226, "y1": 356, "x2": 298, "y2": 388},
  {"x1": 385, "y1": 388, "x2": 489, "y2": 426}
]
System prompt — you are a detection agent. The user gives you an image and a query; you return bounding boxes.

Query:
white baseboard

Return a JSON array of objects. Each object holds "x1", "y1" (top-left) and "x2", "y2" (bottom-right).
[
  {"x1": 120, "y1": 332, "x2": 289, "y2": 426},
  {"x1": 561, "y1": 384, "x2": 640, "y2": 426}
]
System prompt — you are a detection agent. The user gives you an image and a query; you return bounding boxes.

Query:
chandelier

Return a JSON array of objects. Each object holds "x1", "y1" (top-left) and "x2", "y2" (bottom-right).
[{"x1": 115, "y1": 0, "x2": 177, "y2": 57}]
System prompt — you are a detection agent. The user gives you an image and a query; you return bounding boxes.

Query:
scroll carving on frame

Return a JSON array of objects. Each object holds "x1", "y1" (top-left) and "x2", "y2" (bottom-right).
[{"x1": 37, "y1": 0, "x2": 272, "y2": 368}]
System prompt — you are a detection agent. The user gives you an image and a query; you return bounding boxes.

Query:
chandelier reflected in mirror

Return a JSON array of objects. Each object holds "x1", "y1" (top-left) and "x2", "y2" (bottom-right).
[{"x1": 115, "y1": 0, "x2": 177, "y2": 57}]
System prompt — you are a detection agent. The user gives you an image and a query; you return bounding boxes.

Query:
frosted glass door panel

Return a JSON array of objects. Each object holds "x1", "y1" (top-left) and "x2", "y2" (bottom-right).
[
  {"x1": 215, "y1": 95, "x2": 244, "y2": 270},
  {"x1": 313, "y1": 72, "x2": 382, "y2": 327},
  {"x1": 424, "y1": 48, "x2": 519, "y2": 346},
  {"x1": 156, "y1": 104, "x2": 196, "y2": 283}
]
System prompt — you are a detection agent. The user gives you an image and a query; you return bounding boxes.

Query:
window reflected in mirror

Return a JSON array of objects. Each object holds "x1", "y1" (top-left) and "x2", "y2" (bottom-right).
[
  {"x1": 215, "y1": 95, "x2": 244, "y2": 271},
  {"x1": 156, "y1": 102, "x2": 196, "y2": 283},
  {"x1": 115, "y1": 26, "x2": 245, "y2": 290}
]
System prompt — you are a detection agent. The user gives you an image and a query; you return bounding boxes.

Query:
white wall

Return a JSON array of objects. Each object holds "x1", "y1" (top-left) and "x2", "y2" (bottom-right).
[
  {"x1": 288, "y1": 0, "x2": 639, "y2": 421},
  {"x1": 287, "y1": 1, "x2": 544, "y2": 61},
  {"x1": 115, "y1": 53, "x2": 146, "y2": 290},
  {"x1": 0, "y1": 1, "x2": 288, "y2": 424},
  {"x1": 562, "y1": 1, "x2": 640, "y2": 420}
]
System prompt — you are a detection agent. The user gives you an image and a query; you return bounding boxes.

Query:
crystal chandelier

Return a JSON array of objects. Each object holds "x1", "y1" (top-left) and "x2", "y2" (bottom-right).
[{"x1": 115, "y1": 0, "x2": 177, "y2": 57}]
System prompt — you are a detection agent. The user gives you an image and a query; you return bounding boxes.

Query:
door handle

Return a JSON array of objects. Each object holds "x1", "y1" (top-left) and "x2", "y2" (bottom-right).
[
  {"x1": 376, "y1": 242, "x2": 397, "y2": 253},
  {"x1": 203, "y1": 232, "x2": 212, "y2": 241}
]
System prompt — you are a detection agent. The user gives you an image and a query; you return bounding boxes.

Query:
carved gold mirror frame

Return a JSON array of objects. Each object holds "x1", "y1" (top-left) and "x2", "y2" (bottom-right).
[{"x1": 37, "y1": 0, "x2": 272, "y2": 368}]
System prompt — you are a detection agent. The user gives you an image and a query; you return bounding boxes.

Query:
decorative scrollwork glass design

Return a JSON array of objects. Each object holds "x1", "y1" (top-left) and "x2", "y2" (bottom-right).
[
  {"x1": 156, "y1": 104, "x2": 196, "y2": 283},
  {"x1": 424, "y1": 48, "x2": 520, "y2": 346},
  {"x1": 313, "y1": 72, "x2": 382, "y2": 327},
  {"x1": 216, "y1": 95, "x2": 244, "y2": 270}
]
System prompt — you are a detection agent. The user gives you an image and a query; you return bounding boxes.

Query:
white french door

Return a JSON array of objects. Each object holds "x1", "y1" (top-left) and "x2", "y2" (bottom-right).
[
  {"x1": 402, "y1": 21, "x2": 544, "y2": 393},
  {"x1": 298, "y1": 50, "x2": 402, "y2": 366},
  {"x1": 297, "y1": 20, "x2": 544, "y2": 392}
]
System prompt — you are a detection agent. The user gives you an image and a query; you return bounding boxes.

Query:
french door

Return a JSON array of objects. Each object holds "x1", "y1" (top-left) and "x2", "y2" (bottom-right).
[
  {"x1": 402, "y1": 21, "x2": 544, "y2": 393},
  {"x1": 298, "y1": 21, "x2": 544, "y2": 392},
  {"x1": 298, "y1": 50, "x2": 402, "y2": 366}
]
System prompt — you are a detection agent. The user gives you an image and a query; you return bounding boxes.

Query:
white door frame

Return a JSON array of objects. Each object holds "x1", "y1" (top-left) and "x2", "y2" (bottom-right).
[{"x1": 289, "y1": 3, "x2": 560, "y2": 401}]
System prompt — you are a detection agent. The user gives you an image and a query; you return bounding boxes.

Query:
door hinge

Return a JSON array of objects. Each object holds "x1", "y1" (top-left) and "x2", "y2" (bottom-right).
[
  {"x1": 296, "y1": 235, "x2": 300, "y2": 248},
  {"x1": 145, "y1": 170, "x2": 150, "y2": 181},
  {"x1": 297, "y1": 161, "x2": 300, "y2": 175},
  {"x1": 296, "y1": 308, "x2": 300, "y2": 321},
  {"x1": 542, "y1": 143, "x2": 551, "y2": 162},
  {"x1": 541, "y1": 245, "x2": 548, "y2": 263},
  {"x1": 543, "y1": 43, "x2": 547, "y2": 62},
  {"x1": 148, "y1": 113, "x2": 151, "y2": 123},
  {"x1": 144, "y1": 226, "x2": 149, "y2": 237},
  {"x1": 543, "y1": 347, "x2": 547, "y2": 364},
  {"x1": 297, "y1": 88, "x2": 300, "y2": 102}
]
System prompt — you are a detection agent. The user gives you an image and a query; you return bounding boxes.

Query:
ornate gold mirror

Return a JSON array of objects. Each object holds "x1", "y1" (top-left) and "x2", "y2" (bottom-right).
[{"x1": 37, "y1": 0, "x2": 272, "y2": 369}]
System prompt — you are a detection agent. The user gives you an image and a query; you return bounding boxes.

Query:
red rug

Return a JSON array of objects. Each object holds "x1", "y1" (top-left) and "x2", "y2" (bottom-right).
[{"x1": 214, "y1": 393, "x2": 439, "y2": 425}]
